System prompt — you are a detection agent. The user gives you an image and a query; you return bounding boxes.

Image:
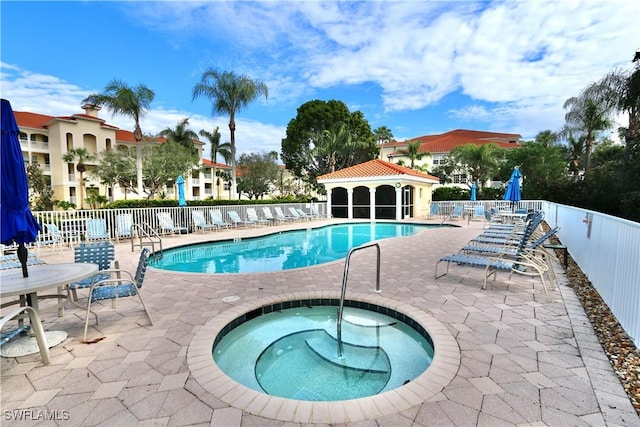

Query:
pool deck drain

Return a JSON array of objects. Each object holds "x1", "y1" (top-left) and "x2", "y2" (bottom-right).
[{"x1": 1, "y1": 218, "x2": 638, "y2": 426}]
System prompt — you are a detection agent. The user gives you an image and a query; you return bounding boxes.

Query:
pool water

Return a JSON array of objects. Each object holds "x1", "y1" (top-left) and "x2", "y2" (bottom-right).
[
  {"x1": 150, "y1": 222, "x2": 441, "y2": 274},
  {"x1": 213, "y1": 305, "x2": 434, "y2": 401}
]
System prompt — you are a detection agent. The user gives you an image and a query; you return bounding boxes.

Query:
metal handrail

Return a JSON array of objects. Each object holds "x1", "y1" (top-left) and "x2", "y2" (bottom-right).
[
  {"x1": 337, "y1": 242, "x2": 381, "y2": 358},
  {"x1": 130, "y1": 222, "x2": 163, "y2": 257}
]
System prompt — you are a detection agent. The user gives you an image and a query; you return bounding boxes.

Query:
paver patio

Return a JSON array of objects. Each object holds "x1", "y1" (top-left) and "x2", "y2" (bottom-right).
[{"x1": 1, "y1": 218, "x2": 638, "y2": 426}]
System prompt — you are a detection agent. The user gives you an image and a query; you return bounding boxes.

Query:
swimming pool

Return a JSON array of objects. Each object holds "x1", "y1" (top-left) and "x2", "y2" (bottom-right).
[{"x1": 150, "y1": 222, "x2": 442, "y2": 274}]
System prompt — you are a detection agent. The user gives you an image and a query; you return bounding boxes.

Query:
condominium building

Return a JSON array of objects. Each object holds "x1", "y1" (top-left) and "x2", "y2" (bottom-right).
[
  {"x1": 379, "y1": 129, "x2": 522, "y2": 187},
  {"x1": 14, "y1": 104, "x2": 231, "y2": 207}
]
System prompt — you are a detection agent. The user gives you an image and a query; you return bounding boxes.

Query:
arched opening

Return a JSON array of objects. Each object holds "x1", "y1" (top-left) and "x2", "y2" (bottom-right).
[
  {"x1": 375, "y1": 185, "x2": 396, "y2": 219},
  {"x1": 353, "y1": 186, "x2": 370, "y2": 218},
  {"x1": 331, "y1": 187, "x2": 348, "y2": 218}
]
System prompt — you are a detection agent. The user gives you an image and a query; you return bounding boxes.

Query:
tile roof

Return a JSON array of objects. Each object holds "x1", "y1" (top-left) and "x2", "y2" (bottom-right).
[
  {"x1": 15, "y1": 110, "x2": 202, "y2": 146},
  {"x1": 318, "y1": 159, "x2": 440, "y2": 182},
  {"x1": 202, "y1": 158, "x2": 231, "y2": 169},
  {"x1": 382, "y1": 129, "x2": 521, "y2": 155}
]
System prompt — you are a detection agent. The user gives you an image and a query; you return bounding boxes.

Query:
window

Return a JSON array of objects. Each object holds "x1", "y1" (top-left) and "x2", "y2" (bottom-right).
[{"x1": 452, "y1": 174, "x2": 467, "y2": 184}]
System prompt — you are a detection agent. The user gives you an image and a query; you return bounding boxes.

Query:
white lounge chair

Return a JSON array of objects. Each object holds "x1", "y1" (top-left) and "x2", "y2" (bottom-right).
[
  {"x1": 228, "y1": 210, "x2": 254, "y2": 227},
  {"x1": 156, "y1": 212, "x2": 188, "y2": 236},
  {"x1": 210, "y1": 210, "x2": 232, "y2": 228},
  {"x1": 274, "y1": 207, "x2": 295, "y2": 222},
  {"x1": 192, "y1": 210, "x2": 218, "y2": 233},
  {"x1": 247, "y1": 208, "x2": 270, "y2": 226}
]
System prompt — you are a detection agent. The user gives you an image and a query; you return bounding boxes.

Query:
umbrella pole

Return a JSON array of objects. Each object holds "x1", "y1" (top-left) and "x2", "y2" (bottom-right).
[{"x1": 17, "y1": 242, "x2": 29, "y2": 277}]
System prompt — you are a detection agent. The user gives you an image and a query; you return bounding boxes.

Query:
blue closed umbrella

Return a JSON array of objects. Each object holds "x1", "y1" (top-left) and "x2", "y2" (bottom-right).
[
  {"x1": 176, "y1": 175, "x2": 187, "y2": 207},
  {"x1": 503, "y1": 167, "x2": 522, "y2": 210},
  {"x1": 1, "y1": 99, "x2": 41, "y2": 277},
  {"x1": 470, "y1": 183, "x2": 477, "y2": 201}
]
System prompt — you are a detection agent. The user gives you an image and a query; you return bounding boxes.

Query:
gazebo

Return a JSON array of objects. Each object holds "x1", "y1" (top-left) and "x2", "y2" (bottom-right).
[{"x1": 317, "y1": 159, "x2": 440, "y2": 220}]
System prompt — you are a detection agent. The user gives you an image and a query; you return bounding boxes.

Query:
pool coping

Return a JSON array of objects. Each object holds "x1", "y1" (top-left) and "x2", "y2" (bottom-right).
[{"x1": 187, "y1": 290, "x2": 461, "y2": 423}]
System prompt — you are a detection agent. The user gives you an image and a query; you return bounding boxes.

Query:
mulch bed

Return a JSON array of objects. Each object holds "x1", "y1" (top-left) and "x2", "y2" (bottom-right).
[{"x1": 545, "y1": 231, "x2": 640, "y2": 415}]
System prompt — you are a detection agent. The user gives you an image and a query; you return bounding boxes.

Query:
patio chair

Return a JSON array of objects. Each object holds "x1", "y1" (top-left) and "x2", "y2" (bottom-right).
[
  {"x1": 36, "y1": 224, "x2": 64, "y2": 253},
  {"x1": 228, "y1": 210, "x2": 254, "y2": 227},
  {"x1": 0, "y1": 305, "x2": 50, "y2": 364},
  {"x1": 67, "y1": 241, "x2": 116, "y2": 307},
  {"x1": 192, "y1": 210, "x2": 218, "y2": 233},
  {"x1": 86, "y1": 219, "x2": 110, "y2": 242},
  {"x1": 428, "y1": 204, "x2": 440, "y2": 219},
  {"x1": 309, "y1": 205, "x2": 323, "y2": 219},
  {"x1": 262, "y1": 206, "x2": 285, "y2": 224},
  {"x1": 473, "y1": 205, "x2": 485, "y2": 220},
  {"x1": 296, "y1": 208, "x2": 313, "y2": 221},
  {"x1": 288, "y1": 207, "x2": 305, "y2": 221},
  {"x1": 246, "y1": 208, "x2": 270, "y2": 226},
  {"x1": 83, "y1": 248, "x2": 154, "y2": 342},
  {"x1": 115, "y1": 213, "x2": 134, "y2": 243},
  {"x1": 156, "y1": 212, "x2": 188, "y2": 236},
  {"x1": 435, "y1": 224, "x2": 554, "y2": 302},
  {"x1": 274, "y1": 207, "x2": 295, "y2": 222},
  {"x1": 210, "y1": 209, "x2": 232, "y2": 229},
  {"x1": 449, "y1": 205, "x2": 463, "y2": 220}
]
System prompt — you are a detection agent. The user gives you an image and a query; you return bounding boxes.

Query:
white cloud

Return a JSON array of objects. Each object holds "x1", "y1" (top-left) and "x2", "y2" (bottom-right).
[{"x1": 1, "y1": 63, "x2": 286, "y2": 161}]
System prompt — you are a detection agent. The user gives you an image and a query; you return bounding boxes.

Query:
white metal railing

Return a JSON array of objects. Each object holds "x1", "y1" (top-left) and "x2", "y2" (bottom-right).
[{"x1": 30, "y1": 203, "x2": 328, "y2": 248}]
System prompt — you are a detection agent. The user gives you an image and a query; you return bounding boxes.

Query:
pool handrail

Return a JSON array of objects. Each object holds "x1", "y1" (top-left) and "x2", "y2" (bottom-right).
[{"x1": 337, "y1": 242, "x2": 381, "y2": 358}]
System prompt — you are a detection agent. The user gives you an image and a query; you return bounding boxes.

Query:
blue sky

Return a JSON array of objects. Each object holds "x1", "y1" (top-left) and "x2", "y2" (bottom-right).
[{"x1": 1, "y1": 1, "x2": 638, "y2": 161}]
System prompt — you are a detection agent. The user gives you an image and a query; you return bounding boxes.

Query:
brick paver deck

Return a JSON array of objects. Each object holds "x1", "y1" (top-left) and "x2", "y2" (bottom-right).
[{"x1": 1, "y1": 218, "x2": 638, "y2": 426}]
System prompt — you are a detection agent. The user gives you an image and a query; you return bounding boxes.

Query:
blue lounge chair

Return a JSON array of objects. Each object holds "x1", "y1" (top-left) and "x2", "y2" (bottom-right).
[{"x1": 115, "y1": 213, "x2": 134, "y2": 242}]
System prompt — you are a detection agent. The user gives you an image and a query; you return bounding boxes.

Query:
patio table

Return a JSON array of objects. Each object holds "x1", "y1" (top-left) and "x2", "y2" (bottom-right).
[{"x1": 0, "y1": 262, "x2": 98, "y2": 357}]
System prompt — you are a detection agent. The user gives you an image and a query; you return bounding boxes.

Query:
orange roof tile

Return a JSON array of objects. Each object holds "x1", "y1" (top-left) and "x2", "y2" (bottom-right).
[
  {"x1": 382, "y1": 129, "x2": 521, "y2": 155},
  {"x1": 202, "y1": 158, "x2": 231, "y2": 169},
  {"x1": 318, "y1": 159, "x2": 439, "y2": 182}
]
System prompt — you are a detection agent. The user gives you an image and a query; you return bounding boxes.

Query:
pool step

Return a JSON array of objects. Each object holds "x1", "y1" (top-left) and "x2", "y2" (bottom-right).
[{"x1": 305, "y1": 330, "x2": 390, "y2": 374}]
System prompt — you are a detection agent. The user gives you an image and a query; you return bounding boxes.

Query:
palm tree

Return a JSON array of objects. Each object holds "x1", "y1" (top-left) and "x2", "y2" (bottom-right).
[
  {"x1": 82, "y1": 79, "x2": 155, "y2": 194},
  {"x1": 565, "y1": 133, "x2": 585, "y2": 178},
  {"x1": 199, "y1": 127, "x2": 231, "y2": 199},
  {"x1": 373, "y1": 126, "x2": 394, "y2": 145},
  {"x1": 397, "y1": 139, "x2": 429, "y2": 169},
  {"x1": 192, "y1": 69, "x2": 268, "y2": 196},
  {"x1": 450, "y1": 143, "x2": 501, "y2": 186},
  {"x1": 159, "y1": 118, "x2": 198, "y2": 155},
  {"x1": 62, "y1": 148, "x2": 96, "y2": 209},
  {"x1": 563, "y1": 92, "x2": 613, "y2": 174}
]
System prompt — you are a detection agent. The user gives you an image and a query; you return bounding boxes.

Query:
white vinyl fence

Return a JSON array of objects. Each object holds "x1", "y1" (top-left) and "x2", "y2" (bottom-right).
[{"x1": 542, "y1": 202, "x2": 640, "y2": 346}]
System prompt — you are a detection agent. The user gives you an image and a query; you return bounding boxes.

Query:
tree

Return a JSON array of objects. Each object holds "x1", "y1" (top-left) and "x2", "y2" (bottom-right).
[
  {"x1": 563, "y1": 91, "x2": 614, "y2": 174},
  {"x1": 26, "y1": 162, "x2": 55, "y2": 211},
  {"x1": 534, "y1": 130, "x2": 559, "y2": 147},
  {"x1": 281, "y1": 99, "x2": 378, "y2": 185},
  {"x1": 141, "y1": 141, "x2": 200, "y2": 199},
  {"x1": 62, "y1": 148, "x2": 96, "y2": 209},
  {"x1": 159, "y1": 118, "x2": 199, "y2": 155},
  {"x1": 503, "y1": 140, "x2": 567, "y2": 199},
  {"x1": 82, "y1": 79, "x2": 155, "y2": 193},
  {"x1": 192, "y1": 69, "x2": 268, "y2": 198},
  {"x1": 236, "y1": 152, "x2": 280, "y2": 200},
  {"x1": 199, "y1": 126, "x2": 231, "y2": 199},
  {"x1": 92, "y1": 147, "x2": 137, "y2": 200},
  {"x1": 397, "y1": 139, "x2": 429, "y2": 169},
  {"x1": 373, "y1": 126, "x2": 394, "y2": 144},
  {"x1": 564, "y1": 132, "x2": 585, "y2": 178},
  {"x1": 448, "y1": 143, "x2": 502, "y2": 187}
]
